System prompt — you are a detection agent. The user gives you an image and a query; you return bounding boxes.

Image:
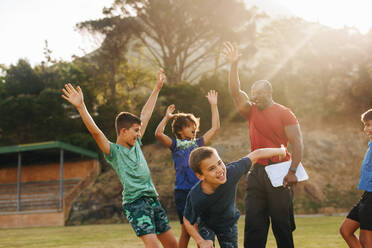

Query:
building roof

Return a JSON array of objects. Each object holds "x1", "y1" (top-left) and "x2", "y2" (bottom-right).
[{"x1": 0, "y1": 141, "x2": 98, "y2": 159}]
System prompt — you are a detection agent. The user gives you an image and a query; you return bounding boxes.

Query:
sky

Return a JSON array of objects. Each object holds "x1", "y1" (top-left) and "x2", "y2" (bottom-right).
[
  {"x1": 0, "y1": 0, "x2": 114, "y2": 67},
  {"x1": 0, "y1": 0, "x2": 371, "y2": 67}
]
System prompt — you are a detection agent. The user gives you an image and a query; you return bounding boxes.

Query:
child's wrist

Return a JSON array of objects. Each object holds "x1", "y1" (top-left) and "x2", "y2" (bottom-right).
[{"x1": 76, "y1": 103, "x2": 85, "y2": 111}]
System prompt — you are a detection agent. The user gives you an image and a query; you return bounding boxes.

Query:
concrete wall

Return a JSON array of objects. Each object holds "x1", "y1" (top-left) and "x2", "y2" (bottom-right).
[{"x1": 0, "y1": 160, "x2": 96, "y2": 183}]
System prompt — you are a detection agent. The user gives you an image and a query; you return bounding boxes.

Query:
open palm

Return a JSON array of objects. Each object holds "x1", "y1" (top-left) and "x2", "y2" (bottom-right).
[
  {"x1": 62, "y1": 83, "x2": 84, "y2": 108},
  {"x1": 222, "y1": 41, "x2": 241, "y2": 63},
  {"x1": 206, "y1": 90, "x2": 218, "y2": 105}
]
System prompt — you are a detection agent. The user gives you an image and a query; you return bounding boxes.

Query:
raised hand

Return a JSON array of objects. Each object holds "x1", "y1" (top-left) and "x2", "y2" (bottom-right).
[
  {"x1": 206, "y1": 90, "x2": 218, "y2": 106},
  {"x1": 156, "y1": 68, "x2": 166, "y2": 90},
  {"x1": 62, "y1": 83, "x2": 84, "y2": 109},
  {"x1": 165, "y1": 104, "x2": 175, "y2": 119},
  {"x1": 222, "y1": 41, "x2": 241, "y2": 64}
]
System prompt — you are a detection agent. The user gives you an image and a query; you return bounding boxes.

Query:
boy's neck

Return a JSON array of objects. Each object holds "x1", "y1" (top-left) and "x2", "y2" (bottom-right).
[{"x1": 201, "y1": 181, "x2": 221, "y2": 195}]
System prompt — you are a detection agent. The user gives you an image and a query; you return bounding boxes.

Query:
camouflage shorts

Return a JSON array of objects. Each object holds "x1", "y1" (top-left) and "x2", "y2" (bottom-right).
[{"x1": 123, "y1": 197, "x2": 171, "y2": 237}]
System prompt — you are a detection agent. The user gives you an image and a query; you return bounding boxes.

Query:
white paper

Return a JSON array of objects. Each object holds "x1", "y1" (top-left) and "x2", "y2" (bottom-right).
[{"x1": 264, "y1": 161, "x2": 309, "y2": 187}]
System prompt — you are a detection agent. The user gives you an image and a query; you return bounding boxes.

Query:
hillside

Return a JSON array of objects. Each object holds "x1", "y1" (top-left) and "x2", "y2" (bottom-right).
[{"x1": 67, "y1": 118, "x2": 369, "y2": 225}]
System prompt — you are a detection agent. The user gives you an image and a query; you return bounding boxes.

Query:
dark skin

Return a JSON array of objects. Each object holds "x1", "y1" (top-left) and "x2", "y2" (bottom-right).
[{"x1": 222, "y1": 41, "x2": 303, "y2": 187}]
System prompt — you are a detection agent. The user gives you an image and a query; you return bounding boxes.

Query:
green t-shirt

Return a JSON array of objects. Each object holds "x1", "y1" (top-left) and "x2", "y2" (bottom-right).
[{"x1": 104, "y1": 138, "x2": 158, "y2": 205}]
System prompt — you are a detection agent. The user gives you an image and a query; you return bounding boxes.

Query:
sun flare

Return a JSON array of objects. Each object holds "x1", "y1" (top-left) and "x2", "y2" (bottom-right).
[{"x1": 276, "y1": 0, "x2": 371, "y2": 33}]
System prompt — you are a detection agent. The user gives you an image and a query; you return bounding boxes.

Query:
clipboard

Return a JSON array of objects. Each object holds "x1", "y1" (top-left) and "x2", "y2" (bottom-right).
[{"x1": 264, "y1": 161, "x2": 309, "y2": 187}]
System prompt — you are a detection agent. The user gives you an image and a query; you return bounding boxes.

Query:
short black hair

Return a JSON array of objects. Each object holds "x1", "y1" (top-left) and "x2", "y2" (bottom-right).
[
  {"x1": 115, "y1": 112, "x2": 141, "y2": 136},
  {"x1": 361, "y1": 109, "x2": 372, "y2": 122},
  {"x1": 171, "y1": 113, "x2": 200, "y2": 139},
  {"x1": 189, "y1": 146, "x2": 216, "y2": 174}
]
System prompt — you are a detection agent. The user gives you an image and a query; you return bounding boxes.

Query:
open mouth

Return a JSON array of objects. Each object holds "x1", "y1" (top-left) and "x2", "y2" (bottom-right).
[{"x1": 217, "y1": 171, "x2": 226, "y2": 181}]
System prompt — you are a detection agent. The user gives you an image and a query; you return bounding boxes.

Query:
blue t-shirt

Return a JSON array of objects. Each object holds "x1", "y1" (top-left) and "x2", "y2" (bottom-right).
[
  {"x1": 170, "y1": 137, "x2": 204, "y2": 190},
  {"x1": 358, "y1": 141, "x2": 372, "y2": 192},
  {"x1": 183, "y1": 157, "x2": 252, "y2": 233}
]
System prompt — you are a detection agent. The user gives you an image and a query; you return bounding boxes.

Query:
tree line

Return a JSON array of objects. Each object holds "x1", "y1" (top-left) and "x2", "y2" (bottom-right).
[{"x1": 1, "y1": 0, "x2": 371, "y2": 151}]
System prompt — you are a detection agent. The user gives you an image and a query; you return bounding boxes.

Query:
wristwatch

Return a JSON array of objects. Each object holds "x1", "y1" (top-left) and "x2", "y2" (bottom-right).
[{"x1": 289, "y1": 166, "x2": 297, "y2": 173}]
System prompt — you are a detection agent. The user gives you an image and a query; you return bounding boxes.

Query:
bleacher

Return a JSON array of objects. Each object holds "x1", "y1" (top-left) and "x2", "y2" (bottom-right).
[{"x1": 0, "y1": 179, "x2": 80, "y2": 212}]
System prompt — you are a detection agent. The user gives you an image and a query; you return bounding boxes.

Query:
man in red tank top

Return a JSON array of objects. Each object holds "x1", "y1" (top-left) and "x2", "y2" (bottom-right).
[{"x1": 223, "y1": 42, "x2": 304, "y2": 248}]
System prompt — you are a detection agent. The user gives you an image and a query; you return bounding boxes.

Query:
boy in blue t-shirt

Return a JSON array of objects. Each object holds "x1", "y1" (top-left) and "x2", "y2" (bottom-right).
[
  {"x1": 155, "y1": 90, "x2": 220, "y2": 248},
  {"x1": 62, "y1": 69, "x2": 177, "y2": 248},
  {"x1": 340, "y1": 109, "x2": 372, "y2": 248},
  {"x1": 183, "y1": 145, "x2": 286, "y2": 248}
]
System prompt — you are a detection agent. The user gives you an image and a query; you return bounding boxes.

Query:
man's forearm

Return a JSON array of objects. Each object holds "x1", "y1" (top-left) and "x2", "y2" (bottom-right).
[
  {"x1": 228, "y1": 62, "x2": 242, "y2": 99},
  {"x1": 290, "y1": 138, "x2": 303, "y2": 169}
]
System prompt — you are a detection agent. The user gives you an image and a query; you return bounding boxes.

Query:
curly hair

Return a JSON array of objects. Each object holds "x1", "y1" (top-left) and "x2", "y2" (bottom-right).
[
  {"x1": 361, "y1": 109, "x2": 372, "y2": 122},
  {"x1": 171, "y1": 113, "x2": 200, "y2": 139}
]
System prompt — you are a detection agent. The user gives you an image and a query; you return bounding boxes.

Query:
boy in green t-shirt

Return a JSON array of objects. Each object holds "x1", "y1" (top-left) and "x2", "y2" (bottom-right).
[{"x1": 62, "y1": 69, "x2": 178, "y2": 248}]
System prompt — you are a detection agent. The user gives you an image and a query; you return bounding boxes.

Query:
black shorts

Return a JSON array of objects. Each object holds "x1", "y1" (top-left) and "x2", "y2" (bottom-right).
[
  {"x1": 174, "y1": 189, "x2": 190, "y2": 224},
  {"x1": 347, "y1": 191, "x2": 372, "y2": 230}
]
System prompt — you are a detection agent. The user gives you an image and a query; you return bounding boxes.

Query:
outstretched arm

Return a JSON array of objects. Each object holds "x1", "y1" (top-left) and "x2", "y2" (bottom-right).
[
  {"x1": 222, "y1": 41, "x2": 252, "y2": 116},
  {"x1": 62, "y1": 84, "x2": 110, "y2": 155},
  {"x1": 283, "y1": 124, "x2": 303, "y2": 187},
  {"x1": 183, "y1": 217, "x2": 214, "y2": 248},
  {"x1": 140, "y1": 68, "x2": 166, "y2": 138},
  {"x1": 247, "y1": 145, "x2": 286, "y2": 165},
  {"x1": 154, "y1": 104, "x2": 175, "y2": 148},
  {"x1": 203, "y1": 90, "x2": 220, "y2": 145}
]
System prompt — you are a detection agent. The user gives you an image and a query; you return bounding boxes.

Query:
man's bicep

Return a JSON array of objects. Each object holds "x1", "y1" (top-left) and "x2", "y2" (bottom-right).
[
  {"x1": 236, "y1": 95, "x2": 252, "y2": 117},
  {"x1": 285, "y1": 124, "x2": 302, "y2": 144}
]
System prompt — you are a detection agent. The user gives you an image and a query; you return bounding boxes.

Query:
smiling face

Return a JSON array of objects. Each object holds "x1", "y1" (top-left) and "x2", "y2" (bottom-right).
[
  {"x1": 178, "y1": 122, "x2": 197, "y2": 140},
  {"x1": 251, "y1": 80, "x2": 273, "y2": 110},
  {"x1": 364, "y1": 120, "x2": 372, "y2": 140},
  {"x1": 197, "y1": 151, "x2": 227, "y2": 189},
  {"x1": 120, "y1": 123, "x2": 142, "y2": 148}
]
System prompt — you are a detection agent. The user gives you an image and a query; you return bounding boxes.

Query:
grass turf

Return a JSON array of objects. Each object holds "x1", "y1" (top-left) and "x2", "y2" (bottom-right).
[{"x1": 0, "y1": 216, "x2": 351, "y2": 248}]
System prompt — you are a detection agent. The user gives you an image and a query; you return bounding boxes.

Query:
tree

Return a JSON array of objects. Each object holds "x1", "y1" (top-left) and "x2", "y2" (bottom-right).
[
  {"x1": 78, "y1": 0, "x2": 260, "y2": 84},
  {"x1": 254, "y1": 17, "x2": 370, "y2": 118},
  {"x1": 4, "y1": 59, "x2": 44, "y2": 96}
]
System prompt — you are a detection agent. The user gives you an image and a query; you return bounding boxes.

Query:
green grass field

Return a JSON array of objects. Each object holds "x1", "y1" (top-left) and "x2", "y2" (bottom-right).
[{"x1": 0, "y1": 216, "x2": 352, "y2": 248}]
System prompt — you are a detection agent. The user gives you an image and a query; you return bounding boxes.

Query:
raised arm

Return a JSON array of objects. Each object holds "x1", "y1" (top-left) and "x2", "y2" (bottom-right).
[
  {"x1": 183, "y1": 217, "x2": 214, "y2": 248},
  {"x1": 140, "y1": 68, "x2": 166, "y2": 138},
  {"x1": 283, "y1": 124, "x2": 303, "y2": 187},
  {"x1": 203, "y1": 90, "x2": 220, "y2": 145},
  {"x1": 247, "y1": 145, "x2": 286, "y2": 166},
  {"x1": 222, "y1": 41, "x2": 252, "y2": 116},
  {"x1": 154, "y1": 104, "x2": 175, "y2": 148},
  {"x1": 62, "y1": 84, "x2": 110, "y2": 155}
]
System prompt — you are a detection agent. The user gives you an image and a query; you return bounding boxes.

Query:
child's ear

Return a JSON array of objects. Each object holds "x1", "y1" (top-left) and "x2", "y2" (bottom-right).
[
  {"x1": 120, "y1": 128, "x2": 127, "y2": 135},
  {"x1": 195, "y1": 172, "x2": 204, "y2": 181}
]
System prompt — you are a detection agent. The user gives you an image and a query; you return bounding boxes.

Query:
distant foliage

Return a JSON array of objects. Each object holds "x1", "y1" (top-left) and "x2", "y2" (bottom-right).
[
  {"x1": 253, "y1": 18, "x2": 372, "y2": 119},
  {"x1": 1, "y1": 11, "x2": 372, "y2": 154}
]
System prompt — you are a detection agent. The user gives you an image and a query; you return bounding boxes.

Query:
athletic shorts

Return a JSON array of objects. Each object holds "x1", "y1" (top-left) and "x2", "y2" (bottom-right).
[
  {"x1": 198, "y1": 220, "x2": 238, "y2": 248},
  {"x1": 123, "y1": 197, "x2": 171, "y2": 236},
  {"x1": 174, "y1": 189, "x2": 190, "y2": 224},
  {"x1": 347, "y1": 191, "x2": 372, "y2": 230}
]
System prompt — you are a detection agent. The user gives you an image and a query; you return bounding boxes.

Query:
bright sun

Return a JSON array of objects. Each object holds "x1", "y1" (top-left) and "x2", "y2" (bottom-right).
[{"x1": 278, "y1": 0, "x2": 371, "y2": 33}]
